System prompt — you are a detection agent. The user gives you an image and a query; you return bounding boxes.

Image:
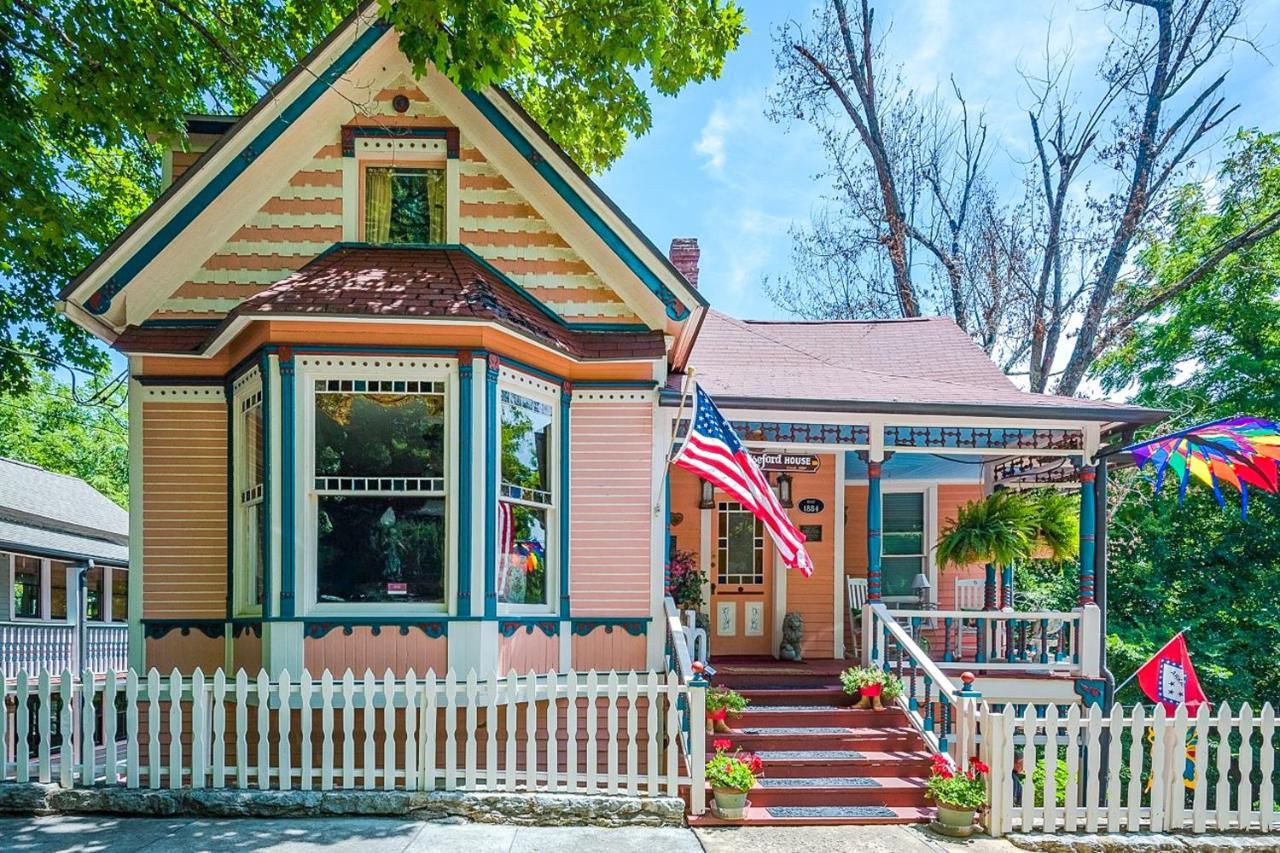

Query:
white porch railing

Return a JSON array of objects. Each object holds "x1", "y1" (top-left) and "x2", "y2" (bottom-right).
[
  {"x1": 663, "y1": 596, "x2": 707, "y2": 814},
  {"x1": 890, "y1": 607, "x2": 1099, "y2": 676},
  {"x1": 982, "y1": 701, "x2": 1280, "y2": 835},
  {"x1": 0, "y1": 622, "x2": 128, "y2": 679},
  {"x1": 0, "y1": 666, "x2": 705, "y2": 802}
]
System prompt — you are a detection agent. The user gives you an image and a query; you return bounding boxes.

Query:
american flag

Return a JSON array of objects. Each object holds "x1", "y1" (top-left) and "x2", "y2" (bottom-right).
[{"x1": 673, "y1": 385, "x2": 814, "y2": 577}]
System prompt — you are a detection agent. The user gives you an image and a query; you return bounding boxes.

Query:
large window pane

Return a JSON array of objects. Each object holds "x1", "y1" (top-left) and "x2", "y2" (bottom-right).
[
  {"x1": 111, "y1": 569, "x2": 128, "y2": 623},
  {"x1": 315, "y1": 386, "x2": 445, "y2": 484},
  {"x1": 242, "y1": 501, "x2": 264, "y2": 607},
  {"x1": 85, "y1": 565, "x2": 105, "y2": 621},
  {"x1": 882, "y1": 556, "x2": 923, "y2": 598},
  {"x1": 13, "y1": 556, "x2": 40, "y2": 618},
  {"x1": 364, "y1": 167, "x2": 446, "y2": 245},
  {"x1": 717, "y1": 503, "x2": 763, "y2": 586},
  {"x1": 882, "y1": 492, "x2": 924, "y2": 556},
  {"x1": 49, "y1": 561, "x2": 69, "y2": 620},
  {"x1": 497, "y1": 502, "x2": 547, "y2": 606},
  {"x1": 500, "y1": 390, "x2": 552, "y2": 504},
  {"x1": 317, "y1": 496, "x2": 445, "y2": 604}
]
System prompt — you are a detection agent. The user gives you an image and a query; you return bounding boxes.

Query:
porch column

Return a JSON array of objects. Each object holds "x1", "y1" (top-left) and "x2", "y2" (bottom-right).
[
  {"x1": 1000, "y1": 564, "x2": 1014, "y2": 609},
  {"x1": 983, "y1": 563, "x2": 997, "y2": 610},
  {"x1": 1078, "y1": 465, "x2": 1097, "y2": 605},
  {"x1": 866, "y1": 460, "x2": 882, "y2": 601}
]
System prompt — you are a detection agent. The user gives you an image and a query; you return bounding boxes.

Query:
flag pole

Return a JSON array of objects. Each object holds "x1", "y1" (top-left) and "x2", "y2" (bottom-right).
[
  {"x1": 667, "y1": 367, "x2": 695, "y2": 462},
  {"x1": 1113, "y1": 626, "x2": 1191, "y2": 695}
]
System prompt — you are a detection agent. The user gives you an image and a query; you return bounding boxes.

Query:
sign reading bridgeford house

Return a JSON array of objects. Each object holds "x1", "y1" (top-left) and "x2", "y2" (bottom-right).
[{"x1": 749, "y1": 451, "x2": 821, "y2": 473}]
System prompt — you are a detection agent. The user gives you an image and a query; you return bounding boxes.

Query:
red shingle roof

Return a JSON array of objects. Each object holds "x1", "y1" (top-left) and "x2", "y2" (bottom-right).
[
  {"x1": 114, "y1": 245, "x2": 665, "y2": 361},
  {"x1": 677, "y1": 310, "x2": 1161, "y2": 422}
]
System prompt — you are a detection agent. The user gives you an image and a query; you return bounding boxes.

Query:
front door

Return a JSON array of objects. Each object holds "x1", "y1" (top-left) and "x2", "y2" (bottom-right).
[{"x1": 709, "y1": 501, "x2": 773, "y2": 656}]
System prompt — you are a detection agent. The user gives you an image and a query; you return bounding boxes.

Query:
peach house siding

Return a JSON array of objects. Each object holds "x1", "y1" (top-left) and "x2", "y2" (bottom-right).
[
  {"x1": 142, "y1": 400, "x2": 227, "y2": 619},
  {"x1": 498, "y1": 631, "x2": 557, "y2": 675},
  {"x1": 783, "y1": 455, "x2": 838, "y2": 659},
  {"x1": 155, "y1": 80, "x2": 640, "y2": 325},
  {"x1": 303, "y1": 628, "x2": 448, "y2": 678},
  {"x1": 571, "y1": 630, "x2": 646, "y2": 673},
  {"x1": 145, "y1": 632, "x2": 223, "y2": 674},
  {"x1": 567, "y1": 402, "x2": 653, "y2": 617}
]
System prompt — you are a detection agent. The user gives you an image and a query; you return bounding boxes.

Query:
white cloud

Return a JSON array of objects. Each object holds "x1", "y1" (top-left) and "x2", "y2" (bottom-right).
[{"x1": 694, "y1": 105, "x2": 733, "y2": 174}]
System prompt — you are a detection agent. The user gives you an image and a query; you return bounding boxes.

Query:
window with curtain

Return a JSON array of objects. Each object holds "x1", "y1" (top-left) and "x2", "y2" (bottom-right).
[
  {"x1": 364, "y1": 167, "x2": 446, "y2": 244},
  {"x1": 313, "y1": 378, "x2": 448, "y2": 606},
  {"x1": 236, "y1": 388, "x2": 265, "y2": 612},
  {"x1": 498, "y1": 389, "x2": 555, "y2": 609},
  {"x1": 882, "y1": 492, "x2": 926, "y2": 598},
  {"x1": 13, "y1": 555, "x2": 40, "y2": 618}
]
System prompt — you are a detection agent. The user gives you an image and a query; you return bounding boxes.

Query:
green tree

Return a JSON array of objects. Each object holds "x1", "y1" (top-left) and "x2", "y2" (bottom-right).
[
  {"x1": 2, "y1": 1, "x2": 745, "y2": 393},
  {"x1": 0, "y1": 370, "x2": 129, "y2": 507},
  {"x1": 1095, "y1": 130, "x2": 1280, "y2": 707}
]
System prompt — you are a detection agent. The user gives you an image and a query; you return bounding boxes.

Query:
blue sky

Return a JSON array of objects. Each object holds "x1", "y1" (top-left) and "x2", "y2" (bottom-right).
[{"x1": 597, "y1": 0, "x2": 1280, "y2": 321}]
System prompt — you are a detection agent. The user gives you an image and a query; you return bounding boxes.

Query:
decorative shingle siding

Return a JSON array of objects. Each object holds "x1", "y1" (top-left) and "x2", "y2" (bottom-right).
[
  {"x1": 141, "y1": 402, "x2": 227, "y2": 618},
  {"x1": 155, "y1": 78, "x2": 640, "y2": 325},
  {"x1": 568, "y1": 402, "x2": 654, "y2": 617}
]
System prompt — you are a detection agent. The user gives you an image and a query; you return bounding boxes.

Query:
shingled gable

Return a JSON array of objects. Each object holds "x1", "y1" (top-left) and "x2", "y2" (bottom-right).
[
  {"x1": 58, "y1": 4, "x2": 704, "y2": 342},
  {"x1": 672, "y1": 310, "x2": 1164, "y2": 425},
  {"x1": 113, "y1": 245, "x2": 666, "y2": 361}
]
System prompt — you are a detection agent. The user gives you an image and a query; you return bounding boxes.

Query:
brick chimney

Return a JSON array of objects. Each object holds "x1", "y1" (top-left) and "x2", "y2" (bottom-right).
[{"x1": 668, "y1": 237, "x2": 700, "y2": 289}]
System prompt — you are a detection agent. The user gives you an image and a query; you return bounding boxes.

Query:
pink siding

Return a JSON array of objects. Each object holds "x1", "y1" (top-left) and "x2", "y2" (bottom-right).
[
  {"x1": 232, "y1": 630, "x2": 262, "y2": 675},
  {"x1": 303, "y1": 628, "x2": 448, "y2": 677},
  {"x1": 571, "y1": 631, "x2": 646, "y2": 672},
  {"x1": 568, "y1": 402, "x2": 653, "y2": 616},
  {"x1": 498, "y1": 631, "x2": 558, "y2": 674}
]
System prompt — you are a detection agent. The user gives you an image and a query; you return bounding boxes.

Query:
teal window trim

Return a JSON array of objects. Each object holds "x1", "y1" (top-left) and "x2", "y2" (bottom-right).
[
  {"x1": 457, "y1": 356, "x2": 474, "y2": 613},
  {"x1": 483, "y1": 354, "x2": 500, "y2": 618},
  {"x1": 558, "y1": 382, "x2": 572, "y2": 617},
  {"x1": 260, "y1": 351, "x2": 274, "y2": 617},
  {"x1": 279, "y1": 350, "x2": 297, "y2": 618},
  {"x1": 225, "y1": 378, "x2": 235, "y2": 621}
]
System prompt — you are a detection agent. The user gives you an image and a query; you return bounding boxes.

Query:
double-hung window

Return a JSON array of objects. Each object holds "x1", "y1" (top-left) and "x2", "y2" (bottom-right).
[
  {"x1": 312, "y1": 377, "x2": 449, "y2": 607},
  {"x1": 497, "y1": 386, "x2": 557, "y2": 611},
  {"x1": 233, "y1": 380, "x2": 265, "y2": 614},
  {"x1": 881, "y1": 491, "x2": 927, "y2": 600}
]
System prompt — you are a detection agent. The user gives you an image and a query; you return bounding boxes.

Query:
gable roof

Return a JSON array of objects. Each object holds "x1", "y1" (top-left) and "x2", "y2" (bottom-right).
[
  {"x1": 113, "y1": 245, "x2": 666, "y2": 362},
  {"x1": 60, "y1": 5, "x2": 704, "y2": 339},
  {"x1": 0, "y1": 457, "x2": 128, "y2": 565},
  {"x1": 672, "y1": 310, "x2": 1164, "y2": 424}
]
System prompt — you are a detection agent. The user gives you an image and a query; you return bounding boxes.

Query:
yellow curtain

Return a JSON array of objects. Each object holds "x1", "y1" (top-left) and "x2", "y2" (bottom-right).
[
  {"x1": 426, "y1": 169, "x2": 446, "y2": 243},
  {"x1": 364, "y1": 167, "x2": 393, "y2": 243}
]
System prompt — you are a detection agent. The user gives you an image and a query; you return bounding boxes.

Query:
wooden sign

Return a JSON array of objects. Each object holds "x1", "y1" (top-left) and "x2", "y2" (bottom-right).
[
  {"x1": 749, "y1": 451, "x2": 821, "y2": 473},
  {"x1": 798, "y1": 498, "x2": 825, "y2": 514}
]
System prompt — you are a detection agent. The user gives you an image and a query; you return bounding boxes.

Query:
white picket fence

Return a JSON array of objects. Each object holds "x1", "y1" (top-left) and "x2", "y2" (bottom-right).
[
  {"x1": 981, "y1": 701, "x2": 1280, "y2": 835},
  {"x1": 0, "y1": 667, "x2": 705, "y2": 803}
]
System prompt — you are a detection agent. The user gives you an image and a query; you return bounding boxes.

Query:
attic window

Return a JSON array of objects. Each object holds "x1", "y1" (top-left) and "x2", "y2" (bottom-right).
[{"x1": 364, "y1": 166, "x2": 446, "y2": 244}]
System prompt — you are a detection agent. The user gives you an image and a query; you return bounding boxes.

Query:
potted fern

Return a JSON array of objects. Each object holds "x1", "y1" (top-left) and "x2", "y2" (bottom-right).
[{"x1": 936, "y1": 490, "x2": 1035, "y2": 573}]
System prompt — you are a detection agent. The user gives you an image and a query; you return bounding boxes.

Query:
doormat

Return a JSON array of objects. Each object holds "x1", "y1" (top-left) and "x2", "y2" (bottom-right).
[
  {"x1": 765, "y1": 805, "x2": 898, "y2": 818},
  {"x1": 755, "y1": 750, "x2": 864, "y2": 760},
  {"x1": 758, "y1": 776, "x2": 879, "y2": 788}
]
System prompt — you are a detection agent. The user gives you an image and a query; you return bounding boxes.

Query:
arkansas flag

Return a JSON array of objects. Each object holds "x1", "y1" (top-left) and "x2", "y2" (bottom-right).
[{"x1": 1135, "y1": 633, "x2": 1208, "y2": 713}]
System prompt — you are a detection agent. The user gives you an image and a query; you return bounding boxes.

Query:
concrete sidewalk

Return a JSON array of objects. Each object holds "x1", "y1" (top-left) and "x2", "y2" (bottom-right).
[{"x1": 0, "y1": 816, "x2": 705, "y2": 852}]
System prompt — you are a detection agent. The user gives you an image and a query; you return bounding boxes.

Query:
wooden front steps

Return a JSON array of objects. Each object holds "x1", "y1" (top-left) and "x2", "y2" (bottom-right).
[{"x1": 691, "y1": 658, "x2": 936, "y2": 827}]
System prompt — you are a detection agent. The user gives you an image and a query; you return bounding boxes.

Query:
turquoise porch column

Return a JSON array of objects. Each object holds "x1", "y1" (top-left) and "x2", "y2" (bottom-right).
[
  {"x1": 483, "y1": 354, "x2": 500, "y2": 618},
  {"x1": 866, "y1": 460, "x2": 882, "y2": 601},
  {"x1": 1001, "y1": 563, "x2": 1014, "y2": 609},
  {"x1": 456, "y1": 355, "x2": 473, "y2": 613},
  {"x1": 983, "y1": 563, "x2": 997, "y2": 610},
  {"x1": 1078, "y1": 465, "x2": 1097, "y2": 605}
]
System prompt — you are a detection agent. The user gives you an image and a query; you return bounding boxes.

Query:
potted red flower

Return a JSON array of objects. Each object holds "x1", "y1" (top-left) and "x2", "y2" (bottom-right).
[
  {"x1": 705, "y1": 686, "x2": 749, "y2": 733},
  {"x1": 706, "y1": 738, "x2": 764, "y2": 820},
  {"x1": 925, "y1": 754, "x2": 989, "y2": 837}
]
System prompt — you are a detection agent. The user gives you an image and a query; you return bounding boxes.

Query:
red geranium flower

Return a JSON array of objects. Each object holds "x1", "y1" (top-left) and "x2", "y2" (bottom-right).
[
  {"x1": 745, "y1": 753, "x2": 764, "y2": 774},
  {"x1": 713, "y1": 738, "x2": 733, "y2": 752},
  {"x1": 968, "y1": 757, "x2": 990, "y2": 774}
]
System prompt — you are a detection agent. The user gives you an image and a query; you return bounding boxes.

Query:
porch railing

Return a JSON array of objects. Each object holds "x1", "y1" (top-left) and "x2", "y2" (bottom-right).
[
  {"x1": 0, "y1": 622, "x2": 128, "y2": 679},
  {"x1": 865, "y1": 603, "x2": 980, "y2": 762},
  {"x1": 889, "y1": 608, "x2": 1096, "y2": 676},
  {"x1": 663, "y1": 596, "x2": 707, "y2": 814},
  {"x1": 0, "y1": 666, "x2": 704, "y2": 802}
]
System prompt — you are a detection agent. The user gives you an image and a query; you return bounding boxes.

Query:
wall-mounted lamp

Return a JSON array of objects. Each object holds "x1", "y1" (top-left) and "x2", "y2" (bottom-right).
[
  {"x1": 699, "y1": 478, "x2": 714, "y2": 509},
  {"x1": 775, "y1": 472, "x2": 793, "y2": 508}
]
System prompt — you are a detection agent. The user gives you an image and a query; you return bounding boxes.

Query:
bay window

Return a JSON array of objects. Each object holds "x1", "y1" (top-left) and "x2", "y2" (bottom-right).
[
  {"x1": 312, "y1": 377, "x2": 449, "y2": 607},
  {"x1": 498, "y1": 386, "x2": 556, "y2": 611}
]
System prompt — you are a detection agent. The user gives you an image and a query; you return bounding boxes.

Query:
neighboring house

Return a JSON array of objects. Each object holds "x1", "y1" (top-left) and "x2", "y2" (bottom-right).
[
  {"x1": 0, "y1": 457, "x2": 129, "y2": 676},
  {"x1": 50, "y1": 6, "x2": 1169, "y2": 823}
]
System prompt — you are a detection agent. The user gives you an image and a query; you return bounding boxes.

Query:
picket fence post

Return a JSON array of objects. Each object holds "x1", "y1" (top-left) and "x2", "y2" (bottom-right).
[{"x1": 688, "y1": 670, "x2": 707, "y2": 816}]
